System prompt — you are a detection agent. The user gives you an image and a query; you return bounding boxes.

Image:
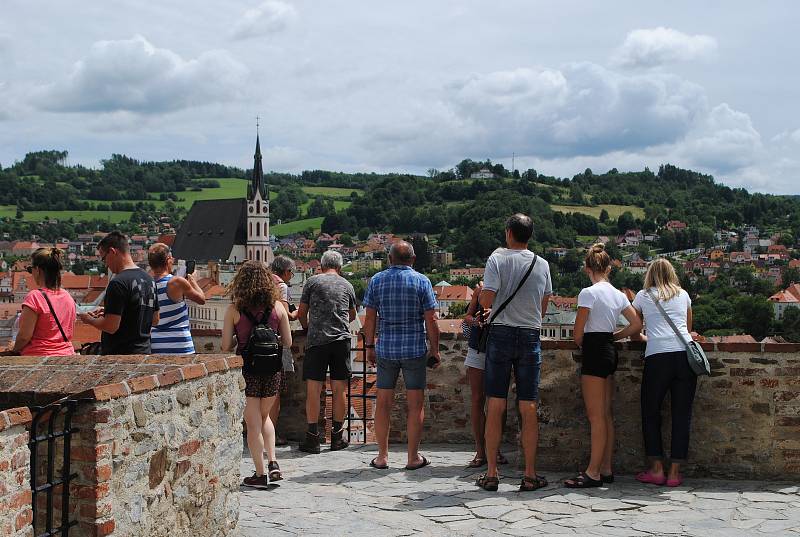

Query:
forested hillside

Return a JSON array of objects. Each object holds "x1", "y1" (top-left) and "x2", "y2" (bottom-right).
[{"x1": 324, "y1": 163, "x2": 800, "y2": 264}]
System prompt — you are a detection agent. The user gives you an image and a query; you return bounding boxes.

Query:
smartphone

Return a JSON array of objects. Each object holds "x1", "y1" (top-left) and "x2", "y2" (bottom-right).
[
  {"x1": 186, "y1": 260, "x2": 196, "y2": 275},
  {"x1": 288, "y1": 303, "x2": 297, "y2": 313},
  {"x1": 426, "y1": 354, "x2": 439, "y2": 368}
]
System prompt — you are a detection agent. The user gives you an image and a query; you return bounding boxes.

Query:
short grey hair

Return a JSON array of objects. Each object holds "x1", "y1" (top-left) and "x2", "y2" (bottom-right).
[
  {"x1": 270, "y1": 255, "x2": 296, "y2": 275},
  {"x1": 389, "y1": 241, "x2": 415, "y2": 265},
  {"x1": 320, "y1": 250, "x2": 344, "y2": 270}
]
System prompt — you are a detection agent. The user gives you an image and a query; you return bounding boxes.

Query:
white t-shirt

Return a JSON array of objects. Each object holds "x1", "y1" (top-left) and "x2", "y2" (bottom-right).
[
  {"x1": 577, "y1": 281, "x2": 630, "y2": 334},
  {"x1": 632, "y1": 288, "x2": 692, "y2": 357}
]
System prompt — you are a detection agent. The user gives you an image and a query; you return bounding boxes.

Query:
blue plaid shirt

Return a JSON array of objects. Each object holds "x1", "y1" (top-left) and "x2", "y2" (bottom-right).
[{"x1": 362, "y1": 265, "x2": 438, "y2": 360}]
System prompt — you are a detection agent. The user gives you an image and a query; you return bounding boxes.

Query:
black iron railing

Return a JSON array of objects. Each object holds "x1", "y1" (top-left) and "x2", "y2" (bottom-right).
[
  {"x1": 29, "y1": 400, "x2": 79, "y2": 537},
  {"x1": 346, "y1": 334, "x2": 376, "y2": 444}
]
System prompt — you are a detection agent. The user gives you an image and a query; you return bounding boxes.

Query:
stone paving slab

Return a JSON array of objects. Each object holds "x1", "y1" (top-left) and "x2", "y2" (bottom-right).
[{"x1": 237, "y1": 444, "x2": 800, "y2": 536}]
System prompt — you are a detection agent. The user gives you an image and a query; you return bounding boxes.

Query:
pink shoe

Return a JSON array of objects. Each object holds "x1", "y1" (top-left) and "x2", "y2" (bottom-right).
[
  {"x1": 636, "y1": 471, "x2": 667, "y2": 485},
  {"x1": 666, "y1": 476, "x2": 683, "y2": 487}
]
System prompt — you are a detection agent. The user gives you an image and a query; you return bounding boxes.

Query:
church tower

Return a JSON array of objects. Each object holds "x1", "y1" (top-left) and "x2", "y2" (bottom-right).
[{"x1": 246, "y1": 130, "x2": 273, "y2": 264}]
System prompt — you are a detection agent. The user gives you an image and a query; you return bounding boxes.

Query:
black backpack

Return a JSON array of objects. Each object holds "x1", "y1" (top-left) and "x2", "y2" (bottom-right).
[{"x1": 240, "y1": 308, "x2": 282, "y2": 376}]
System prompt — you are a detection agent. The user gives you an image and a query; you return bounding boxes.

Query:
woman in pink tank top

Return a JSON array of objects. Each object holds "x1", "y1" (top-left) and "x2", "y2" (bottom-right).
[
  {"x1": 10, "y1": 248, "x2": 75, "y2": 356},
  {"x1": 222, "y1": 260, "x2": 292, "y2": 489}
]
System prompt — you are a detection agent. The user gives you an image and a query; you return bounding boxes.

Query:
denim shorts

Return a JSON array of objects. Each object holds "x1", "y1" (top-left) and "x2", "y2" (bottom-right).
[
  {"x1": 484, "y1": 325, "x2": 542, "y2": 401},
  {"x1": 376, "y1": 356, "x2": 427, "y2": 390}
]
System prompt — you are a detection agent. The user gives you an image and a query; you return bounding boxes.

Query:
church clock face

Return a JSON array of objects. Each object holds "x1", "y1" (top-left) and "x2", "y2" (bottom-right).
[{"x1": 249, "y1": 206, "x2": 254, "y2": 213}]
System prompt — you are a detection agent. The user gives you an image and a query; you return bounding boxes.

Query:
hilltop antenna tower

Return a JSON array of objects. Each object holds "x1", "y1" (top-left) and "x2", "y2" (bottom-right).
[{"x1": 512, "y1": 152, "x2": 515, "y2": 176}]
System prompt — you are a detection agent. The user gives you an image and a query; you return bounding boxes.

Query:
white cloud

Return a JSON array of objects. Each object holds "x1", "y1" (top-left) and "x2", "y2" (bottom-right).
[
  {"x1": 680, "y1": 103, "x2": 761, "y2": 172},
  {"x1": 366, "y1": 62, "x2": 708, "y2": 164},
  {"x1": 613, "y1": 27, "x2": 717, "y2": 69},
  {"x1": 231, "y1": 1, "x2": 297, "y2": 41},
  {"x1": 35, "y1": 35, "x2": 248, "y2": 114}
]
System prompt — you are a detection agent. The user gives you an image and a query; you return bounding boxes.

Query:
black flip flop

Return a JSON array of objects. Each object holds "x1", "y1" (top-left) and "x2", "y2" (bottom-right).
[
  {"x1": 601, "y1": 473, "x2": 614, "y2": 484},
  {"x1": 369, "y1": 458, "x2": 388, "y2": 470},
  {"x1": 564, "y1": 471, "x2": 602, "y2": 488},
  {"x1": 405, "y1": 455, "x2": 430, "y2": 471}
]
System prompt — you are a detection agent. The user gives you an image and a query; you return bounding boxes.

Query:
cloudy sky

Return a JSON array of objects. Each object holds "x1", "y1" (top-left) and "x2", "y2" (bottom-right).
[{"x1": 1, "y1": 0, "x2": 799, "y2": 193}]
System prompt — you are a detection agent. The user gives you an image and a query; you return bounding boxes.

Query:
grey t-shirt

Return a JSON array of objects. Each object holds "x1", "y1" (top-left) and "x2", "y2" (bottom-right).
[
  {"x1": 483, "y1": 248, "x2": 552, "y2": 329},
  {"x1": 301, "y1": 273, "x2": 357, "y2": 348}
]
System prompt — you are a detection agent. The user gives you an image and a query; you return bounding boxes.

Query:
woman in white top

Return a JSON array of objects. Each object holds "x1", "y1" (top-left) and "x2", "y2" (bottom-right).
[
  {"x1": 463, "y1": 281, "x2": 508, "y2": 468},
  {"x1": 565, "y1": 244, "x2": 641, "y2": 488},
  {"x1": 631, "y1": 258, "x2": 696, "y2": 488}
]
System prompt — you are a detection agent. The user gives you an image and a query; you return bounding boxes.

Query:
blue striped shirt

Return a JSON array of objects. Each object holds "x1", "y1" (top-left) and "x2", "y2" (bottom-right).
[
  {"x1": 151, "y1": 275, "x2": 195, "y2": 355},
  {"x1": 362, "y1": 265, "x2": 437, "y2": 360}
]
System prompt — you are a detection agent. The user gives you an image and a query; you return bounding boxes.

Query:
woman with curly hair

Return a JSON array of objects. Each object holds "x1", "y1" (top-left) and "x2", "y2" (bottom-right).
[{"x1": 222, "y1": 260, "x2": 292, "y2": 488}]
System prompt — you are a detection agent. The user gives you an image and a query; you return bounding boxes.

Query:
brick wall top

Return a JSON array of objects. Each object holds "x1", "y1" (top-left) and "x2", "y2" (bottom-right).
[
  {"x1": 435, "y1": 332, "x2": 800, "y2": 353},
  {"x1": 0, "y1": 406, "x2": 31, "y2": 431},
  {"x1": 0, "y1": 354, "x2": 242, "y2": 405}
]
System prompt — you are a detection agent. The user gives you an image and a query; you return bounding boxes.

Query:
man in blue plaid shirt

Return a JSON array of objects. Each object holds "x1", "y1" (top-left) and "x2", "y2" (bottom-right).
[{"x1": 363, "y1": 240, "x2": 440, "y2": 471}]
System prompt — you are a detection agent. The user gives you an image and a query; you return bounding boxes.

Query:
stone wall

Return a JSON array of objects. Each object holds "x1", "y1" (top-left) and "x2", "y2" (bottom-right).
[
  {"x1": 280, "y1": 333, "x2": 800, "y2": 480},
  {"x1": 0, "y1": 354, "x2": 245, "y2": 537},
  {"x1": 0, "y1": 407, "x2": 33, "y2": 537}
]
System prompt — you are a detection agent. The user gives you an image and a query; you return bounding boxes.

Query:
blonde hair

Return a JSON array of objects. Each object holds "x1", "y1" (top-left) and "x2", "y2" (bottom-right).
[
  {"x1": 644, "y1": 258, "x2": 682, "y2": 301},
  {"x1": 226, "y1": 260, "x2": 278, "y2": 312},
  {"x1": 584, "y1": 243, "x2": 611, "y2": 274}
]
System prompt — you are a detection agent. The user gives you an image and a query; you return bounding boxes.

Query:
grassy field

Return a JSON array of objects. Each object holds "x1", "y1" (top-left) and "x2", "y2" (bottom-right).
[
  {"x1": 550, "y1": 204, "x2": 645, "y2": 220},
  {"x1": 5, "y1": 178, "x2": 356, "y2": 226},
  {"x1": 0, "y1": 206, "x2": 133, "y2": 223},
  {"x1": 301, "y1": 186, "x2": 362, "y2": 198},
  {"x1": 271, "y1": 217, "x2": 324, "y2": 237}
]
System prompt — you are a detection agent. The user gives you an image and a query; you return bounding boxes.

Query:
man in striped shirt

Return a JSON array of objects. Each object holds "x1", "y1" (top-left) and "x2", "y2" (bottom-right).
[{"x1": 148, "y1": 244, "x2": 206, "y2": 354}]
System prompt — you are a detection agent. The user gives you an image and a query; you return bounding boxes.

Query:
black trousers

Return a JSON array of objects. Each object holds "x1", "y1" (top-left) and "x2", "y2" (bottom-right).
[{"x1": 641, "y1": 350, "x2": 698, "y2": 461}]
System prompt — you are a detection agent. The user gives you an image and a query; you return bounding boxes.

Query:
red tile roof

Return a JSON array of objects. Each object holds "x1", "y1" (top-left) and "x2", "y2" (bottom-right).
[
  {"x1": 433, "y1": 285, "x2": 472, "y2": 301},
  {"x1": 770, "y1": 283, "x2": 800, "y2": 303}
]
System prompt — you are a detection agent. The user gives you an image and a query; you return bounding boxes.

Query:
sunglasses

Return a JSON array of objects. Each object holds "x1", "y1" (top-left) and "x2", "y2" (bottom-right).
[{"x1": 26, "y1": 266, "x2": 34, "y2": 274}]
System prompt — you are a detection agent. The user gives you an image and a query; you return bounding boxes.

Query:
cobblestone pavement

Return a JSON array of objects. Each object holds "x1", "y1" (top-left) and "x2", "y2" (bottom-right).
[{"x1": 237, "y1": 444, "x2": 800, "y2": 537}]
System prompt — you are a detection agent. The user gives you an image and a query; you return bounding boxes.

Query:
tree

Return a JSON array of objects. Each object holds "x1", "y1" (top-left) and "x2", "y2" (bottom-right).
[
  {"x1": 340, "y1": 233, "x2": 354, "y2": 247},
  {"x1": 617, "y1": 211, "x2": 636, "y2": 234},
  {"x1": 446, "y1": 302, "x2": 468, "y2": 318},
  {"x1": 782, "y1": 266, "x2": 800, "y2": 286},
  {"x1": 357, "y1": 227, "x2": 370, "y2": 241},
  {"x1": 733, "y1": 295, "x2": 774, "y2": 340},
  {"x1": 599, "y1": 209, "x2": 610, "y2": 223},
  {"x1": 782, "y1": 307, "x2": 800, "y2": 342},
  {"x1": 409, "y1": 233, "x2": 431, "y2": 272}
]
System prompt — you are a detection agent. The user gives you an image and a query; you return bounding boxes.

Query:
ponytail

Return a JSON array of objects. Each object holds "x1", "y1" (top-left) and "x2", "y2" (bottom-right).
[
  {"x1": 31, "y1": 247, "x2": 64, "y2": 289},
  {"x1": 584, "y1": 243, "x2": 611, "y2": 275}
]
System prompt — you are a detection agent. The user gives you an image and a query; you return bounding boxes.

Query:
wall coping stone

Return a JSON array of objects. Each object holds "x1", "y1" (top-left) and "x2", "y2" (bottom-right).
[
  {"x1": 0, "y1": 355, "x2": 242, "y2": 406},
  {"x1": 72, "y1": 355, "x2": 240, "y2": 402},
  {"x1": 0, "y1": 406, "x2": 32, "y2": 431}
]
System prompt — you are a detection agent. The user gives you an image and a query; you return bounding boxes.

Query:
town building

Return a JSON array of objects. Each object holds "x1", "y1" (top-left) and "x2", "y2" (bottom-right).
[
  {"x1": 769, "y1": 283, "x2": 800, "y2": 319},
  {"x1": 432, "y1": 284, "x2": 472, "y2": 317}
]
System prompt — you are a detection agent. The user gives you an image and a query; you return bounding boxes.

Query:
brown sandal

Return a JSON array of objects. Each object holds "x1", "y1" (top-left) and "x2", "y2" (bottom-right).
[
  {"x1": 519, "y1": 474, "x2": 548, "y2": 491},
  {"x1": 467, "y1": 456, "x2": 487, "y2": 468},
  {"x1": 476, "y1": 473, "x2": 499, "y2": 491}
]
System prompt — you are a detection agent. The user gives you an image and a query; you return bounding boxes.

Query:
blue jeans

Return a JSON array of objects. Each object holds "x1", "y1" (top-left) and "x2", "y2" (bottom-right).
[
  {"x1": 485, "y1": 325, "x2": 542, "y2": 401},
  {"x1": 376, "y1": 356, "x2": 427, "y2": 390}
]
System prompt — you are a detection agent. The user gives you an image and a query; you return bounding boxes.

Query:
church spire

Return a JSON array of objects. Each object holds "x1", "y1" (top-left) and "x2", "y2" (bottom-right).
[{"x1": 249, "y1": 118, "x2": 267, "y2": 200}]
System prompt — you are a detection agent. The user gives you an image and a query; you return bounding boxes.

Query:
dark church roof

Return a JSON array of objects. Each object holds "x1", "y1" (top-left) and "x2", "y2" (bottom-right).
[{"x1": 172, "y1": 198, "x2": 247, "y2": 262}]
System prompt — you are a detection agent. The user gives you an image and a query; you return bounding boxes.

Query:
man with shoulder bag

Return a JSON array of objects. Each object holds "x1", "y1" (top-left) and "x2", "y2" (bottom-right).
[{"x1": 475, "y1": 214, "x2": 553, "y2": 493}]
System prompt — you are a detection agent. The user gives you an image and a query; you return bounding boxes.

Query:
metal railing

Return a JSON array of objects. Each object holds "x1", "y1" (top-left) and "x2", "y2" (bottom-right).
[
  {"x1": 29, "y1": 400, "x2": 79, "y2": 537},
  {"x1": 345, "y1": 336, "x2": 376, "y2": 444}
]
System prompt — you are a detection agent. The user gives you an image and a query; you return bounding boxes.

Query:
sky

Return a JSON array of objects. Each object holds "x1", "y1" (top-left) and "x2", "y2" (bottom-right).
[{"x1": 1, "y1": 0, "x2": 799, "y2": 194}]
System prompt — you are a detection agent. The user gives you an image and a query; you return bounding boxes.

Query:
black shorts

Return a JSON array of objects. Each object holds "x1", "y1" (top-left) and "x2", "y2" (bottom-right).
[
  {"x1": 303, "y1": 339, "x2": 351, "y2": 381},
  {"x1": 581, "y1": 332, "x2": 618, "y2": 378}
]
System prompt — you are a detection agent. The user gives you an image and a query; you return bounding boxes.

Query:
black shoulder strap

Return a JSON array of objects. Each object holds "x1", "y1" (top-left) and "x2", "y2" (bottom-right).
[
  {"x1": 241, "y1": 309, "x2": 261, "y2": 325},
  {"x1": 488, "y1": 254, "x2": 537, "y2": 325},
  {"x1": 40, "y1": 289, "x2": 69, "y2": 343}
]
